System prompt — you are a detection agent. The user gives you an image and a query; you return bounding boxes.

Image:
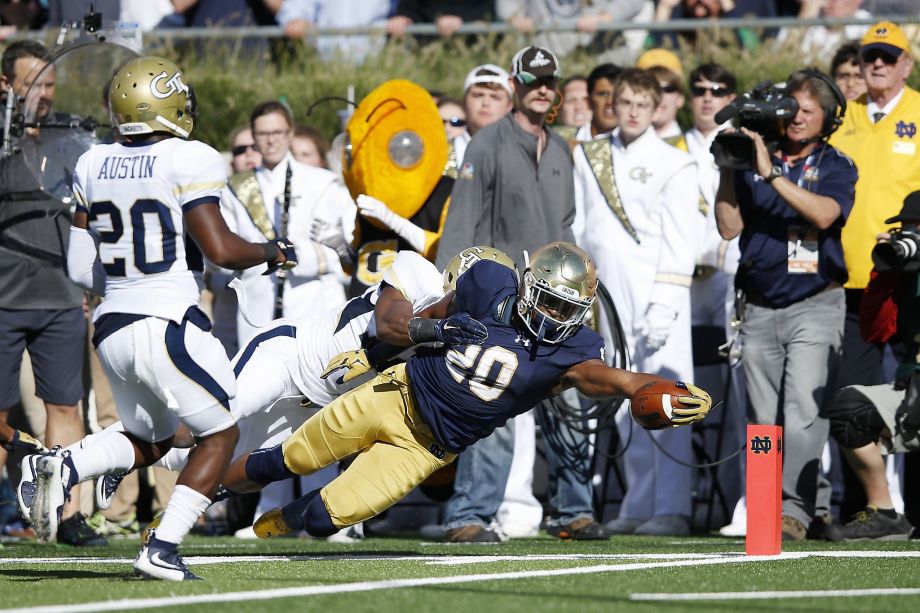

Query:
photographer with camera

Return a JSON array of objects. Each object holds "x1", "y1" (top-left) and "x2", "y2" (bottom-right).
[
  {"x1": 715, "y1": 69, "x2": 857, "y2": 540},
  {"x1": 824, "y1": 191, "x2": 920, "y2": 541}
]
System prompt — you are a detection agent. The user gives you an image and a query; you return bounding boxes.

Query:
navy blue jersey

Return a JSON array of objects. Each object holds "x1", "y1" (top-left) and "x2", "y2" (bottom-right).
[{"x1": 407, "y1": 260, "x2": 604, "y2": 453}]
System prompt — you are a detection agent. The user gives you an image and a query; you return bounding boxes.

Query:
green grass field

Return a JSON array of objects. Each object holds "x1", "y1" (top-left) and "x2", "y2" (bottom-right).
[{"x1": 2, "y1": 532, "x2": 919, "y2": 612}]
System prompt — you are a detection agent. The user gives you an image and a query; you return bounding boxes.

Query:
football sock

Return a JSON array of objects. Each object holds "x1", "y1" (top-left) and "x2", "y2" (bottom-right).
[
  {"x1": 155, "y1": 484, "x2": 211, "y2": 545},
  {"x1": 157, "y1": 447, "x2": 191, "y2": 472},
  {"x1": 245, "y1": 444, "x2": 296, "y2": 484},
  {"x1": 67, "y1": 430, "x2": 136, "y2": 484}
]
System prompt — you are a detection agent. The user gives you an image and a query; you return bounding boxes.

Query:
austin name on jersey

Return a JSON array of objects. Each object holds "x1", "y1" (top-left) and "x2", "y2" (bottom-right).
[{"x1": 95, "y1": 155, "x2": 158, "y2": 180}]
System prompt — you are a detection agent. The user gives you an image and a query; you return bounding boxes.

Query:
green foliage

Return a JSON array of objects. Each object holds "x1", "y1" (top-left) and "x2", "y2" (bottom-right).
[{"x1": 152, "y1": 31, "x2": 920, "y2": 150}]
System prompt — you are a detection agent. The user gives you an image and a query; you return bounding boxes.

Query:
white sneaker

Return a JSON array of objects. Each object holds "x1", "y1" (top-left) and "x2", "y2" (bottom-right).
[
  {"x1": 31, "y1": 454, "x2": 74, "y2": 544},
  {"x1": 234, "y1": 525, "x2": 258, "y2": 539},
  {"x1": 133, "y1": 533, "x2": 201, "y2": 581},
  {"x1": 719, "y1": 497, "x2": 747, "y2": 537},
  {"x1": 17, "y1": 454, "x2": 41, "y2": 519},
  {"x1": 326, "y1": 522, "x2": 364, "y2": 543}
]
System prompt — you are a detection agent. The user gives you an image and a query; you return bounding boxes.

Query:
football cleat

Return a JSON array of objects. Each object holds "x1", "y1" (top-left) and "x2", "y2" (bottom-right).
[
  {"x1": 17, "y1": 454, "x2": 41, "y2": 519},
  {"x1": 134, "y1": 533, "x2": 201, "y2": 581},
  {"x1": 57, "y1": 512, "x2": 108, "y2": 547},
  {"x1": 96, "y1": 471, "x2": 129, "y2": 511},
  {"x1": 30, "y1": 453, "x2": 76, "y2": 544},
  {"x1": 253, "y1": 508, "x2": 296, "y2": 539}
]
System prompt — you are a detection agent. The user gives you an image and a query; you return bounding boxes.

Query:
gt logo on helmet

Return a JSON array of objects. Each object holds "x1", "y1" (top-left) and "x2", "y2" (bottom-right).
[{"x1": 151, "y1": 71, "x2": 189, "y2": 100}]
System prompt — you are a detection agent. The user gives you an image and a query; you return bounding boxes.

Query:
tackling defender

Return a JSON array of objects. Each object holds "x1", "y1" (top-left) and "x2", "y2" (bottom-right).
[
  {"x1": 28, "y1": 57, "x2": 297, "y2": 581},
  {"x1": 21, "y1": 247, "x2": 499, "y2": 539},
  {"x1": 227, "y1": 241, "x2": 711, "y2": 539}
]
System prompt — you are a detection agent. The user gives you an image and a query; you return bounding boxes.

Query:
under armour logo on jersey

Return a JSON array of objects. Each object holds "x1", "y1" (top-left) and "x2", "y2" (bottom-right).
[
  {"x1": 150, "y1": 71, "x2": 189, "y2": 100},
  {"x1": 529, "y1": 50, "x2": 551, "y2": 68},
  {"x1": 514, "y1": 334, "x2": 532, "y2": 348}
]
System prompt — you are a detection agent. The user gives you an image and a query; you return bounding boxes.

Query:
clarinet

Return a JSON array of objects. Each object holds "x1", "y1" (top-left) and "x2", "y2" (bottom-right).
[{"x1": 273, "y1": 161, "x2": 293, "y2": 319}]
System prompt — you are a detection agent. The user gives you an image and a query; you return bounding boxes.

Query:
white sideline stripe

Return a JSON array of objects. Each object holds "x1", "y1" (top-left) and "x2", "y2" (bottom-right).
[
  {"x1": 4, "y1": 550, "x2": 920, "y2": 567},
  {"x1": 631, "y1": 588, "x2": 920, "y2": 601},
  {"x1": 4, "y1": 550, "x2": 920, "y2": 613},
  {"x1": 0, "y1": 555, "x2": 763, "y2": 613},
  {"x1": 0, "y1": 553, "x2": 735, "y2": 566}
]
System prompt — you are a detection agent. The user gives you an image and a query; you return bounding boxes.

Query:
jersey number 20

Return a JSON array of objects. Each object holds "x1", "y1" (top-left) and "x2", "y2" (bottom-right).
[
  {"x1": 445, "y1": 345, "x2": 519, "y2": 402},
  {"x1": 89, "y1": 199, "x2": 177, "y2": 276}
]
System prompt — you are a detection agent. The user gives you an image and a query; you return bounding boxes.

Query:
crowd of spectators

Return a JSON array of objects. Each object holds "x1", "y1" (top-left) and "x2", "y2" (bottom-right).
[
  {"x1": 1, "y1": 0, "x2": 919, "y2": 548},
  {"x1": 0, "y1": 1, "x2": 916, "y2": 48}
]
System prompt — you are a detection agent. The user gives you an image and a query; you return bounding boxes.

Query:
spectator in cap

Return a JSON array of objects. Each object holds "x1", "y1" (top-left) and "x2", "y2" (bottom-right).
[
  {"x1": 831, "y1": 41, "x2": 868, "y2": 102},
  {"x1": 450, "y1": 64, "x2": 514, "y2": 166},
  {"x1": 437, "y1": 45, "x2": 608, "y2": 543},
  {"x1": 829, "y1": 20, "x2": 920, "y2": 520},
  {"x1": 499, "y1": 0, "x2": 644, "y2": 63}
]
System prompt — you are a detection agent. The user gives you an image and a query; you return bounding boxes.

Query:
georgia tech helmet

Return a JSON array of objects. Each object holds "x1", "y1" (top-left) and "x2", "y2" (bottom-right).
[
  {"x1": 443, "y1": 246, "x2": 517, "y2": 292},
  {"x1": 517, "y1": 241, "x2": 597, "y2": 344},
  {"x1": 109, "y1": 56, "x2": 195, "y2": 138}
]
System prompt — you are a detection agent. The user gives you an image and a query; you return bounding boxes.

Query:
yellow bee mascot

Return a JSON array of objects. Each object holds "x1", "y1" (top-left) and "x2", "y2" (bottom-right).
[{"x1": 341, "y1": 79, "x2": 453, "y2": 297}]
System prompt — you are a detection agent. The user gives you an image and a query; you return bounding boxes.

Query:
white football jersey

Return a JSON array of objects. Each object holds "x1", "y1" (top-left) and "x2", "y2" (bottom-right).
[
  {"x1": 73, "y1": 138, "x2": 227, "y2": 322},
  {"x1": 293, "y1": 250, "x2": 444, "y2": 404}
]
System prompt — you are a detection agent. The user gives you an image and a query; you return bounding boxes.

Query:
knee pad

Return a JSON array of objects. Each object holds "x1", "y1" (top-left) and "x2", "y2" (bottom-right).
[
  {"x1": 244, "y1": 444, "x2": 296, "y2": 484},
  {"x1": 302, "y1": 488, "x2": 337, "y2": 537},
  {"x1": 827, "y1": 387, "x2": 887, "y2": 449}
]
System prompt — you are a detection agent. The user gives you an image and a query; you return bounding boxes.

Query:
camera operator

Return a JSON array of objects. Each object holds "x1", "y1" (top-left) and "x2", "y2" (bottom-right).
[
  {"x1": 824, "y1": 191, "x2": 920, "y2": 541},
  {"x1": 715, "y1": 69, "x2": 857, "y2": 541}
]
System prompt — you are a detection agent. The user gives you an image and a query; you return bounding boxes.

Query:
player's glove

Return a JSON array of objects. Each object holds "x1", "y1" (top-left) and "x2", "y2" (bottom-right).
[
  {"x1": 408, "y1": 313, "x2": 489, "y2": 346},
  {"x1": 311, "y1": 218, "x2": 354, "y2": 263},
  {"x1": 320, "y1": 349, "x2": 373, "y2": 385},
  {"x1": 669, "y1": 382, "x2": 712, "y2": 426},
  {"x1": 0, "y1": 429, "x2": 47, "y2": 453},
  {"x1": 263, "y1": 237, "x2": 298, "y2": 275},
  {"x1": 637, "y1": 302, "x2": 677, "y2": 352}
]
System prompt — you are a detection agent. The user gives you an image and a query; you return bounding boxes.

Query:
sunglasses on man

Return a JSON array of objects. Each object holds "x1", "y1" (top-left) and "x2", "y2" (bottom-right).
[
  {"x1": 231, "y1": 143, "x2": 256, "y2": 156},
  {"x1": 442, "y1": 116, "x2": 467, "y2": 128},
  {"x1": 861, "y1": 49, "x2": 900, "y2": 65},
  {"x1": 690, "y1": 84, "x2": 732, "y2": 98}
]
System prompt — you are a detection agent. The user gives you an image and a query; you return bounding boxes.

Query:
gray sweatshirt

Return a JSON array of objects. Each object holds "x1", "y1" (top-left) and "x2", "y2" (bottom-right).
[{"x1": 435, "y1": 112, "x2": 575, "y2": 272}]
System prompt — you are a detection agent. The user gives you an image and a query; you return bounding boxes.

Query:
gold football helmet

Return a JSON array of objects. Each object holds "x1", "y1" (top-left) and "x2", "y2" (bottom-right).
[
  {"x1": 109, "y1": 56, "x2": 195, "y2": 138},
  {"x1": 442, "y1": 246, "x2": 517, "y2": 291},
  {"x1": 518, "y1": 241, "x2": 597, "y2": 344}
]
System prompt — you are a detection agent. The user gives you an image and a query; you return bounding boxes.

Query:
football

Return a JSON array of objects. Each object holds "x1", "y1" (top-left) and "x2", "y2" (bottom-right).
[{"x1": 630, "y1": 379, "x2": 695, "y2": 430}]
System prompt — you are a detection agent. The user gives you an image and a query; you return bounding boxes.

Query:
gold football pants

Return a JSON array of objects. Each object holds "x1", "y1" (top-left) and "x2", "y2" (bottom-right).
[{"x1": 280, "y1": 363, "x2": 455, "y2": 527}]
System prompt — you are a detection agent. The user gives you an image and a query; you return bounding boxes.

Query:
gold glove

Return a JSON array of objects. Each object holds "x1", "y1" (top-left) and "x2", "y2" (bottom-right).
[
  {"x1": 670, "y1": 382, "x2": 712, "y2": 426},
  {"x1": 320, "y1": 349, "x2": 372, "y2": 384}
]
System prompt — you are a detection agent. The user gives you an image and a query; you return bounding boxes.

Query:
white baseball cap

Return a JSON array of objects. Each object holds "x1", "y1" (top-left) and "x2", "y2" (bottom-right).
[{"x1": 463, "y1": 64, "x2": 513, "y2": 96}]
